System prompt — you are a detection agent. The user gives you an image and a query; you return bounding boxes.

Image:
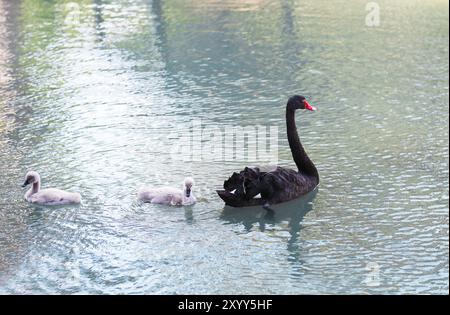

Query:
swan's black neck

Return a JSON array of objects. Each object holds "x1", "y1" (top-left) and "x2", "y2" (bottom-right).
[{"x1": 286, "y1": 107, "x2": 319, "y2": 181}]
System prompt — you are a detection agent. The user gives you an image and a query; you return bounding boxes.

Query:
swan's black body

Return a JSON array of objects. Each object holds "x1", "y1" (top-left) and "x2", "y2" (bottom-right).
[{"x1": 217, "y1": 95, "x2": 319, "y2": 208}]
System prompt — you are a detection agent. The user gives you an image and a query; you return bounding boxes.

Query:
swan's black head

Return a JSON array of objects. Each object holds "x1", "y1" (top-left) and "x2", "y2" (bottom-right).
[{"x1": 287, "y1": 95, "x2": 316, "y2": 111}]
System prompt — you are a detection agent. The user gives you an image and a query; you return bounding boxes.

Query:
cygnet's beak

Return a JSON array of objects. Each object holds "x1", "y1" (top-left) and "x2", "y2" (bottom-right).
[
  {"x1": 185, "y1": 188, "x2": 191, "y2": 198},
  {"x1": 21, "y1": 180, "x2": 30, "y2": 188}
]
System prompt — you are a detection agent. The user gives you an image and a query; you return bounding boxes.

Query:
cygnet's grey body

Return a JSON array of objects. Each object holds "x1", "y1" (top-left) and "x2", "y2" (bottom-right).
[
  {"x1": 138, "y1": 177, "x2": 196, "y2": 206},
  {"x1": 22, "y1": 171, "x2": 81, "y2": 205}
]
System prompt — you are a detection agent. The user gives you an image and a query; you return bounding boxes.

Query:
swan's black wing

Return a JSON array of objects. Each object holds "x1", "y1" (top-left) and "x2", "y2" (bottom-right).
[
  {"x1": 262, "y1": 167, "x2": 318, "y2": 203},
  {"x1": 222, "y1": 167, "x2": 265, "y2": 199},
  {"x1": 223, "y1": 172, "x2": 245, "y2": 198},
  {"x1": 218, "y1": 166, "x2": 318, "y2": 207},
  {"x1": 216, "y1": 190, "x2": 266, "y2": 207}
]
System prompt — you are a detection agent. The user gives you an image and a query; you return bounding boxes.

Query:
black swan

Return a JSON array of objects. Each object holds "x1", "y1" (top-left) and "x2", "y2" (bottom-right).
[{"x1": 216, "y1": 95, "x2": 319, "y2": 209}]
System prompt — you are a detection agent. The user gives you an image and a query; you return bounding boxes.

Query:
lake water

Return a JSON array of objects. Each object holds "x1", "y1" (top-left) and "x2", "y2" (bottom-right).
[{"x1": 0, "y1": 0, "x2": 448, "y2": 294}]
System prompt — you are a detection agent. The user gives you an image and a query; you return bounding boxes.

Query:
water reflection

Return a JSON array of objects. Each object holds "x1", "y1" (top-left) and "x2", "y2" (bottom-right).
[
  {"x1": 221, "y1": 189, "x2": 317, "y2": 234},
  {"x1": 221, "y1": 189, "x2": 317, "y2": 267}
]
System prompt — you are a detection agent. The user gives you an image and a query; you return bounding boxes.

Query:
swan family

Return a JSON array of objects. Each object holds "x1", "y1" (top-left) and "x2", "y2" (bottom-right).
[{"x1": 21, "y1": 95, "x2": 319, "y2": 208}]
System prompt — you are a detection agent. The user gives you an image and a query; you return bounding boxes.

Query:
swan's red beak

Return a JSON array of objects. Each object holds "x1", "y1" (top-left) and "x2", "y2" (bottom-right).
[{"x1": 303, "y1": 100, "x2": 317, "y2": 111}]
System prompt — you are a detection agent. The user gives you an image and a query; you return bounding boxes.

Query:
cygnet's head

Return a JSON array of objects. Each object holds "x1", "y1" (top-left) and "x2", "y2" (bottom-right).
[
  {"x1": 183, "y1": 177, "x2": 195, "y2": 197},
  {"x1": 22, "y1": 171, "x2": 40, "y2": 188}
]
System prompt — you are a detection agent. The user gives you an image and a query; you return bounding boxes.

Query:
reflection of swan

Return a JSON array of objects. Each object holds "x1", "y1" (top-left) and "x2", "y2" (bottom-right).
[
  {"x1": 138, "y1": 177, "x2": 196, "y2": 206},
  {"x1": 217, "y1": 95, "x2": 319, "y2": 209},
  {"x1": 220, "y1": 188, "x2": 317, "y2": 234},
  {"x1": 21, "y1": 171, "x2": 82, "y2": 205},
  {"x1": 221, "y1": 189, "x2": 317, "y2": 276}
]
